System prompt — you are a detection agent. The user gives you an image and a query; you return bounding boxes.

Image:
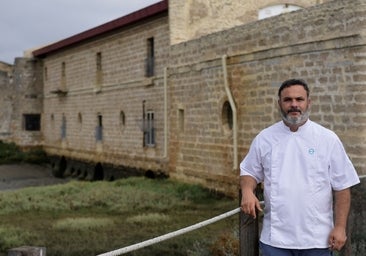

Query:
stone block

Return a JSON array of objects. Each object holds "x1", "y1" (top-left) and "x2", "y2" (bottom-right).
[{"x1": 8, "y1": 246, "x2": 46, "y2": 256}]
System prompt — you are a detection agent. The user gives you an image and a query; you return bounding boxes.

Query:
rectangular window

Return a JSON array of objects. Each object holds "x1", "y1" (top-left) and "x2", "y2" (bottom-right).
[
  {"x1": 145, "y1": 37, "x2": 154, "y2": 77},
  {"x1": 61, "y1": 62, "x2": 66, "y2": 91},
  {"x1": 144, "y1": 111, "x2": 155, "y2": 147},
  {"x1": 62, "y1": 62, "x2": 66, "y2": 77},
  {"x1": 96, "y1": 52, "x2": 103, "y2": 89},
  {"x1": 61, "y1": 114, "x2": 67, "y2": 139},
  {"x1": 44, "y1": 66, "x2": 48, "y2": 81},
  {"x1": 178, "y1": 109, "x2": 184, "y2": 133},
  {"x1": 95, "y1": 114, "x2": 103, "y2": 141},
  {"x1": 24, "y1": 114, "x2": 41, "y2": 131},
  {"x1": 96, "y1": 52, "x2": 102, "y2": 72}
]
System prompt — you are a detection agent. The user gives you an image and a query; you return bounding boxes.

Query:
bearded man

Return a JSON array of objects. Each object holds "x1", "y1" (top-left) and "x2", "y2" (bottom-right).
[{"x1": 240, "y1": 79, "x2": 360, "y2": 256}]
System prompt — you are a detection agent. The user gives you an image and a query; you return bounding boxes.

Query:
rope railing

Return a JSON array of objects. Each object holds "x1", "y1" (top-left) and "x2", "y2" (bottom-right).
[
  {"x1": 97, "y1": 207, "x2": 242, "y2": 256},
  {"x1": 98, "y1": 174, "x2": 365, "y2": 256}
]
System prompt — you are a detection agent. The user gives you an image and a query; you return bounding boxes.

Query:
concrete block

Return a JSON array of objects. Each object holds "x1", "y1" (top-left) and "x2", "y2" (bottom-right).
[{"x1": 8, "y1": 246, "x2": 46, "y2": 256}]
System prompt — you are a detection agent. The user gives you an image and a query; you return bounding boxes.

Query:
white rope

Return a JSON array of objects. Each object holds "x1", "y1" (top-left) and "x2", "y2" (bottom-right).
[
  {"x1": 97, "y1": 207, "x2": 241, "y2": 256},
  {"x1": 97, "y1": 175, "x2": 365, "y2": 256},
  {"x1": 98, "y1": 176, "x2": 364, "y2": 256}
]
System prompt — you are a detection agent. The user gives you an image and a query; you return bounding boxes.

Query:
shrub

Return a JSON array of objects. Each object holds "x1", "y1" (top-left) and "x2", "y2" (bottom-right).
[{"x1": 0, "y1": 141, "x2": 48, "y2": 165}]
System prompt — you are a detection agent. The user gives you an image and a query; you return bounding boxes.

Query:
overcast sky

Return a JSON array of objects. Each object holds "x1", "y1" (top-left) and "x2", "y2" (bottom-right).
[{"x1": 0, "y1": 0, "x2": 162, "y2": 64}]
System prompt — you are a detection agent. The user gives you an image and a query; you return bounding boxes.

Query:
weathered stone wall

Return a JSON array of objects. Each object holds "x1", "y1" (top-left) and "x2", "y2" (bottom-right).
[
  {"x1": 10, "y1": 58, "x2": 43, "y2": 146},
  {"x1": 0, "y1": 58, "x2": 43, "y2": 146},
  {"x1": 41, "y1": 15, "x2": 170, "y2": 174},
  {"x1": 169, "y1": 0, "x2": 330, "y2": 45},
  {"x1": 0, "y1": 63, "x2": 13, "y2": 141},
  {"x1": 2, "y1": 0, "x2": 364, "y2": 196},
  {"x1": 168, "y1": 0, "x2": 366, "y2": 195},
  {"x1": 0, "y1": 61, "x2": 12, "y2": 73}
]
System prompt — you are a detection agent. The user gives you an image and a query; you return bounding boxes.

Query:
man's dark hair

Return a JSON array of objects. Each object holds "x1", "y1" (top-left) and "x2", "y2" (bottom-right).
[{"x1": 278, "y1": 79, "x2": 310, "y2": 98}]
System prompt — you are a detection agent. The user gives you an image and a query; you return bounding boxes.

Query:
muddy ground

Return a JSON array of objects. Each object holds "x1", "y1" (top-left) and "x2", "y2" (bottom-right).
[{"x1": 0, "y1": 163, "x2": 69, "y2": 191}]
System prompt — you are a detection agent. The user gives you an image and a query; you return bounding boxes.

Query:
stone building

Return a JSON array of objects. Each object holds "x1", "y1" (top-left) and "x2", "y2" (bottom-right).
[
  {"x1": 2, "y1": 0, "x2": 365, "y2": 196},
  {"x1": 0, "y1": 61, "x2": 13, "y2": 140},
  {"x1": 0, "y1": 58, "x2": 43, "y2": 146},
  {"x1": 166, "y1": 0, "x2": 366, "y2": 195}
]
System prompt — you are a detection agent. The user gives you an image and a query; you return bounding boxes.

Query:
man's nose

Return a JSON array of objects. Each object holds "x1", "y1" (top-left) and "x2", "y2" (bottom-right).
[{"x1": 290, "y1": 99, "x2": 298, "y2": 107}]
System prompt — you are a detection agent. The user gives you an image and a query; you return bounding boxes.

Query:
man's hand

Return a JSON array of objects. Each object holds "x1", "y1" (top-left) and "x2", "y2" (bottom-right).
[
  {"x1": 328, "y1": 226, "x2": 347, "y2": 251},
  {"x1": 328, "y1": 188, "x2": 351, "y2": 251},
  {"x1": 240, "y1": 188, "x2": 262, "y2": 219}
]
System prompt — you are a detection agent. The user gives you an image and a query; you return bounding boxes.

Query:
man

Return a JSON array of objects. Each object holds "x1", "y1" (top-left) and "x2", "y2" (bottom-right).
[{"x1": 240, "y1": 79, "x2": 360, "y2": 255}]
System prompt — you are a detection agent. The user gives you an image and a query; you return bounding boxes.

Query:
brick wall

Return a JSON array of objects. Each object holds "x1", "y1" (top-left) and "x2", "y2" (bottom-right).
[{"x1": 168, "y1": 0, "x2": 366, "y2": 195}]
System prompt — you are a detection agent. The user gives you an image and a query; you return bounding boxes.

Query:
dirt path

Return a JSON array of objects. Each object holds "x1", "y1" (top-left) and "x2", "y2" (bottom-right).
[{"x1": 0, "y1": 163, "x2": 69, "y2": 191}]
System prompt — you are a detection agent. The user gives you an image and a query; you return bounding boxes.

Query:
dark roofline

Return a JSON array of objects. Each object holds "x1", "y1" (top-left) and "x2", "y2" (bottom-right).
[{"x1": 33, "y1": 0, "x2": 168, "y2": 58}]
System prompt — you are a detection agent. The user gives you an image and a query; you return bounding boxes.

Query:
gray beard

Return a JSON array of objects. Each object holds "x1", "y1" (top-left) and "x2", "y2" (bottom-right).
[{"x1": 280, "y1": 109, "x2": 310, "y2": 126}]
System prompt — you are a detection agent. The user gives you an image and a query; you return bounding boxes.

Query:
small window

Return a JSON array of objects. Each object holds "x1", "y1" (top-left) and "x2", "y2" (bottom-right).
[
  {"x1": 61, "y1": 62, "x2": 66, "y2": 77},
  {"x1": 96, "y1": 52, "x2": 103, "y2": 89},
  {"x1": 96, "y1": 52, "x2": 102, "y2": 72},
  {"x1": 178, "y1": 108, "x2": 184, "y2": 133},
  {"x1": 222, "y1": 101, "x2": 233, "y2": 132},
  {"x1": 61, "y1": 114, "x2": 67, "y2": 139},
  {"x1": 120, "y1": 111, "x2": 126, "y2": 129},
  {"x1": 78, "y1": 112, "x2": 82, "y2": 124},
  {"x1": 95, "y1": 114, "x2": 103, "y2": 141},
  {"x1": 146, "y1": 37, "x2": 155, "y2": 77},
  {"x1": 44, "y1": 66, "x2": 48, "y2": 81},
  {"x1": 61, "y1": 62, "x2": 66, "y2": 90},
  {"x1": 78, "y1": 112, "x2": 83, "y2": 131},
  {"x1": 144, "y1": 111, "x2": 155, "y2": 147},
  {"x1": 24, "y1": 114, "x2": 41, "y2": 131},
  {"x1": 50, "y1": 113, "x2": 55, "y2": 130}
]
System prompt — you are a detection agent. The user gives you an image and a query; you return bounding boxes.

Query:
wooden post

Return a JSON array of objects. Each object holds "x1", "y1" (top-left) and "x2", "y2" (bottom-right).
[
  {"x1": 8, "y1": 246, "x2": 46, "y2": 256},
  {"x1": 342, "y1": 178, "x2": 365, "y2": 256},
  {"x1": 239, "y1": 189, "x2": 259, "y2": 256}
]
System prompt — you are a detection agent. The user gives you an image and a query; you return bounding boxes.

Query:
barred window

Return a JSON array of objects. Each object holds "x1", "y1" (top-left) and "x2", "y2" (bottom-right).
[{"x1": 144, "y1": 111, "x2": 155, "y2": 147}]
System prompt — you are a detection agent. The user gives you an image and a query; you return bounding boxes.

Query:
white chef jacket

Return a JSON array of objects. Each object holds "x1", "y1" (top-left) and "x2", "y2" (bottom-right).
[{"x1": 240, "y1": 120, "x2": 360, "y2": 249}]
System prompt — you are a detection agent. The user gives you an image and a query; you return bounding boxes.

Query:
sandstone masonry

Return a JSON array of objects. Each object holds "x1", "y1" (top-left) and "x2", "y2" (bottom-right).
[{"x1": 1, "y1": 0, "x2": 365, "y2": 196}]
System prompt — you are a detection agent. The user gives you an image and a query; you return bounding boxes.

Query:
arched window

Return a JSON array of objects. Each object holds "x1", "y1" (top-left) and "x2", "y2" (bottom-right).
[{"x1": 222, "y1": 101, "x2": 233, "y2": 132}]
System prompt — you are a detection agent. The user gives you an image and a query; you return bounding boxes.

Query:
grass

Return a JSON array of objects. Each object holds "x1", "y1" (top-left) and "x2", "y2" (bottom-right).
[
  {"x1": 0, "y1": 177, "x2": 239, "y2": 256},
  {"x1": 0, "y1": 141, "x2": 48, "y2": 165},
  {"x1": 0, "y1": 141, "x2": 239, "y2": 255}
]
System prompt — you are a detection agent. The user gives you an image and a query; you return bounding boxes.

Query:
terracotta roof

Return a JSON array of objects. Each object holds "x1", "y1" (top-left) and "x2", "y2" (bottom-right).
[{"x1": 33, "y1": 0, "x2": 168, "y2": 58}]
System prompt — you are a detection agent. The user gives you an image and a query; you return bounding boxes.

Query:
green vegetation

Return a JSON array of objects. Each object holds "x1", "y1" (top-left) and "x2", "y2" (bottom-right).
[
  {"x1": 0, "y1": 177, "x2": 239, "y2": 256},
  {"x1": 0, "y1": 141, "x2": 239, "y2": 255},
  {"x1": 0, "y1": 141, "x2": 48, "y2": 165}
]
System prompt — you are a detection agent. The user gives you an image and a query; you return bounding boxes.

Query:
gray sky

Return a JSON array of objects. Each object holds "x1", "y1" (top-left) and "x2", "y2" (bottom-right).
[{"x1": 0, "y1": 0, "x2": 161, "y2": 64}]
